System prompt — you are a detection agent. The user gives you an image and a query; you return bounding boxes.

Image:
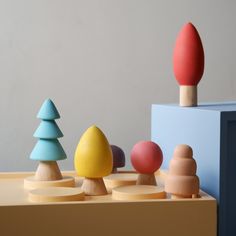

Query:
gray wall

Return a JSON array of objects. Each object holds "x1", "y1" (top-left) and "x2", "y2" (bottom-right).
[{"x1": 0, "y1": 0, "x2": 235, "y2": 171}]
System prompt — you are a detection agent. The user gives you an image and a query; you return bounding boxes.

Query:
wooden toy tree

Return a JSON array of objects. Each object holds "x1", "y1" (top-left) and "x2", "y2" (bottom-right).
[
  {"x1": 30, "y1": 99, "x2": 66, "y2": 181},
  {"x1": 173, "y1": 22, "x2": 204, "y2": 107},
  {"x1": 131, "y1": 141, "x2": 163, "y2": 185},
  {"x1": 111, "y1": 145, "x2": 125, "y2": 173},
  {"x1": 165, "y1": 144, "x2": 200, "y2": 198},
  {"x1": 74, "y1": 125, "x2": 113, "y2": 196}
]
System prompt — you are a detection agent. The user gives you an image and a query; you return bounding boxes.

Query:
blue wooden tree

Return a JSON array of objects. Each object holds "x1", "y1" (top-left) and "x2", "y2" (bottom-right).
[{"x1": 30, "y1": 99, "x2": 67, "y2": 181}]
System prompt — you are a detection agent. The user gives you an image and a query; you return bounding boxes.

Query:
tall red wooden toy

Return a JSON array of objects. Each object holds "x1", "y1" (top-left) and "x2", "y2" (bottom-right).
[{"x1": 173, "y1": 22, "x2": 204, "y2": 106}]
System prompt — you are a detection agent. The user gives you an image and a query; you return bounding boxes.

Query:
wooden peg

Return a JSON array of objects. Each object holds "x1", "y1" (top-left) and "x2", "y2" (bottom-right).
[
  {"x1": 136, "y1": 173, "x2": 157, "y2": 186},
  {"x1": 180, "y1": 85, "x2": 197, "y2": 107},
  {"x1": 35, "y1": 161, "x2": 62, "y2": 181},
  {"x1": 82, "y1": 178, "x2": 107, "y2": 196}
]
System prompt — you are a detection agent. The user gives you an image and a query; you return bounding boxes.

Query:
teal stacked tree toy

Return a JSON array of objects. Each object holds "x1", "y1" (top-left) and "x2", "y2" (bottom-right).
[
  {"x1": 31, "y1": 99, "x2": 66, "y2": 181},
  {"x1": 24, "y1": 99, "x2": 75, "y2": 189}
]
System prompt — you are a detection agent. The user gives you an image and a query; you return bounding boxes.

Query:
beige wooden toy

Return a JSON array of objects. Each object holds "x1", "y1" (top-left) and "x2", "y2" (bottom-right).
[
  {"x1": 165, "y1": 144, "x2": 200, "y2": 199},
  {"x1": 74, "y1": 125, "x2": 113, "y2": 196}
]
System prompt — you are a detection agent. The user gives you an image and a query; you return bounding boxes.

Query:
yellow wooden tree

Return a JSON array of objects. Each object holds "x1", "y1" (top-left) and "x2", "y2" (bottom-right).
[{"x1": 74, "y1": 125, "x2": 113, "y2": 195}]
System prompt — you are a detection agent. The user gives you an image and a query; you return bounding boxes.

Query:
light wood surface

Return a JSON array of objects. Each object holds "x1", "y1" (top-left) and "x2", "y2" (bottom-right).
[
  {"x1": 0, "y1": 170, "x2": 216, "y2": 236},
  {"x1": 29, "y1": 187, "x2": 85, "y2": 202},
  {"x1": 104, "y1": 173, "x2": 137, "y2": 189},
  {"x1": 112, "y1": 185, "x2": 166, "y2": 200},
  {"x1": 24, "y1": 175, "x2": 75, "y2": 189},
  {"x1": 171, "y1": 193, "x2": 200, "y2": 199}
]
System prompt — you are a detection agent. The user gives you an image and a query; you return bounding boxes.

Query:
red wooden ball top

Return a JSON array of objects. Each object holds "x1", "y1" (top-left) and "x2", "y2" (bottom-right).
[
  {"x1": 131, "y1": 141, "x2": 163, "y2": 174},
  {"x1": 173, "y1": 22, "x2": 204, "y2": 86}
]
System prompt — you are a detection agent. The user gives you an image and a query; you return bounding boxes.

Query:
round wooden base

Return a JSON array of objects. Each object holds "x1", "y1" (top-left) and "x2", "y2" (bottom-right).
[
  {"x1": 29, "y1": 187, "x2": 84, "y2": 202},
  {"x1": 112, "y1": 185, "x2": 166, "y2": 200},
  {"x1": 104, "y1": 173, "x2": 137, "y2": 189},
  {"x1": 171, "y1": 193, "x2": 200, "y2": 199},
  {"x1": 24, "y1": 176, "x2": 75, "y2": 190}
]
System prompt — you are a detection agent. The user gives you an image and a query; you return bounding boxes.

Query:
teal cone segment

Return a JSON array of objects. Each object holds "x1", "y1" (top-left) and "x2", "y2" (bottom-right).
[
  {"x1": 37, "y1": 99, "x2": 60, "y2": 120},
  {"x1": 34, "y1": 120, "x2": 63, "y2": 139},
  {"x1": 30, "y1": 98, "x2": 67, "y2": 162},
  {"x1": 30, "y1": 139, "x2": 66, "y2": 161}
]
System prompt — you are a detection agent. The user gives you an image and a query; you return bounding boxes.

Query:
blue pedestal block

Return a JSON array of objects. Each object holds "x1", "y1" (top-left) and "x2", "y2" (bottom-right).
[{"x1": 151, "y1": 102, "x2": 236, "y2": 236}]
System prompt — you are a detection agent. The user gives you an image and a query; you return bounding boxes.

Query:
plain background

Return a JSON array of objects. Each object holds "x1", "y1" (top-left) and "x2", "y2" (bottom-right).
[{"x1": 0, "y1": 0, "x2": 235, "y2": 171}]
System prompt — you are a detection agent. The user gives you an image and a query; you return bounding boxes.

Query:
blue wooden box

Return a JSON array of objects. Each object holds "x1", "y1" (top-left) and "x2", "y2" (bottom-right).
[{"x1": 151, "y1": 102, "x2": 236, "y2": 236}]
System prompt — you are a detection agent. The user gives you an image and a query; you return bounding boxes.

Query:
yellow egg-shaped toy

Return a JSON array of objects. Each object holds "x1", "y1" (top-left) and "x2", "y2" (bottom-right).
[{"x1": 74, "y1": 125, "x2": 113, "y2": 178}]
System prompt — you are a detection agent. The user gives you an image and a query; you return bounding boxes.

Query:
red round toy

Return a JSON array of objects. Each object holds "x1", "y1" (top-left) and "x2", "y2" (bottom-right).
[{"x1": 131, "y1": 141, "x2": 163, "y2": 174}]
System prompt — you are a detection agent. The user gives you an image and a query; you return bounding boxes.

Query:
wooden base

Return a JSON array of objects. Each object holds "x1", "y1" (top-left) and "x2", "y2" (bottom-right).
[
  {"x1": 104, "y1": 173, "x2": 137, "y2": 189},
  {"x1": 0, "y1": 171, "x2": 216, "y2": 236},
  {"x1": 82, "y1": 178, "x2": 108, "y2": 196},
  {"x1": 29, "y1": 187, "x2": 85, "y2": 202},
  {"x1": 35, "y1": 161, "x2": 62, "y2": 181},
  {"x1": 180, "y1": 85, "x2": 197, "y2": 107},
  {"x1": 136, "y1": 173, "x2": 157, "y2": 186},
  {"x1": 171, "y1": 193, "x2": 200, "y2": 199},
  {"x1": 112, "y1": 185, "x2": 166, "y2": 200},
  {"x1": 24, "y1": 176, "x2": 75, "y2": 189}
]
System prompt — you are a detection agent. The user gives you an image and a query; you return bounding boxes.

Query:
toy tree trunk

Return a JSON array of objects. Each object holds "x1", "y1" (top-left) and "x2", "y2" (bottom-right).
[
  {"x1": 136, "y1": 173, "x2": 157, "y2": 186},
  {"x1": 35, "y1": 161, "x2": 62, "y2": 181},
  {"x1": 112, "y1": 167, "x2": 118, "y2": 173},
  {"x1": 179, "y1": 85, "x2": 197, "y2": 107},
  {"x1": 82, "y1": 177, "x2": 107, "y2": 196}
]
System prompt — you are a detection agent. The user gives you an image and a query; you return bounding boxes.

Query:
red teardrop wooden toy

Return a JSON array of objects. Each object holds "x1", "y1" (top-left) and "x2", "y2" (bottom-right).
[{"x1": 173, "y1": 22, "x2": 204, "y2": 107}]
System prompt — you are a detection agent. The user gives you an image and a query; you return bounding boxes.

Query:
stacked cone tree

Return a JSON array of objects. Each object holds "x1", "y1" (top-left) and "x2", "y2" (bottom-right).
[
  {"x1": 165, "y1": 144, "x2": 200, "y2": 199},
  {"x1": 30, "y1": 99, "x2": 67, "y2": 181}
]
